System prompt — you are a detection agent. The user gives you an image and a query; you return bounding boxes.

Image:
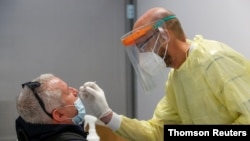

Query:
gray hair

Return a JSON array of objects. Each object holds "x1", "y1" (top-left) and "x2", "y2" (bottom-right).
[{"x1": 16, "y1": 73, "x2": 64, "y2": 124}]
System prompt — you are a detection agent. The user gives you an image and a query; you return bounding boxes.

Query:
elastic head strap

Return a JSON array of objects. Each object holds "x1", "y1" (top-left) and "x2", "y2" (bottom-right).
[
  {"x1": 121, "y1": 15, "x2": 177, "y2": 46},
  {"x1": 154, "y1": 15, "x2": 177, "y2": 28}
]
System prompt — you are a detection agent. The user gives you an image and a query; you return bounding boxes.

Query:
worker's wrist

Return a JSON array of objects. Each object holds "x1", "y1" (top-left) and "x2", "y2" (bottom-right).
[
  {"x1": 106, "y1": 112, "x2": 121, "y2": 131},
  {"x1": 100, "y1": 111, "x2": 113, "y2": 124}
]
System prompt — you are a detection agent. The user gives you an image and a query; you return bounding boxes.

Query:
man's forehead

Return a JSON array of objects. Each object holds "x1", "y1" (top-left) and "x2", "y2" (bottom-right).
[
  {"x1": 134, "y1": 18, "x2": 153, "y2": 30},
  {"x1": 48, "y1": 77, "x2": 67, "y2": 89}
]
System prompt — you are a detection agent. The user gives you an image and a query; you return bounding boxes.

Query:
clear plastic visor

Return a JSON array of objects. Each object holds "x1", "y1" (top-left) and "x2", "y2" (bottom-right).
[{"x1": 121, "y1": 22, "x2": 169, "y2": 93}]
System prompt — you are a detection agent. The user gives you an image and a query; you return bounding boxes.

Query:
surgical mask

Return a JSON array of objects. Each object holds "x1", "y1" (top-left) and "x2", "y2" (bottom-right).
[
  {"x1": 63, "y1": 97, "x2": 86, "y2": 125},
  {"x1": 139, "y1": 51, "x2": 166, "y2": 76},
  {"x1": 137, "y1": 47, "x2": 168, "y2": 92}
]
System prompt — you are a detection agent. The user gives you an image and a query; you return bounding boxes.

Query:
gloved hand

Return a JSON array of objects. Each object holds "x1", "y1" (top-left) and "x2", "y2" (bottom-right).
[{"x1": 79, "y1": 82, "x2": 112, "y2": 119}]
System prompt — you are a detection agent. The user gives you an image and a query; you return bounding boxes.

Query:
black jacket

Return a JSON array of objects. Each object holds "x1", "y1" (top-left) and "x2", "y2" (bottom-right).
[{"x1": 15, "y1": 116, "x2": 88, "y2": 141}]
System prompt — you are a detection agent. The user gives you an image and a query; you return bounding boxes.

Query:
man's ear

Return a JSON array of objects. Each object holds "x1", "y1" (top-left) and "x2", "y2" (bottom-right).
[
  {"x1": 163, "y1": 28, "x2": 170, "y2": 42},
  {"x1": 158, "y1": 27, "x2": 170, "y2": 42},
  {"x1": 52, "y1": 109, "x2": 66, "y2": 122}
]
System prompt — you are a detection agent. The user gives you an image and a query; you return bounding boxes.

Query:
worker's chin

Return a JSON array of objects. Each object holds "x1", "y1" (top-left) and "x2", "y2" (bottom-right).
[
  {"x1": 164, "y1": 57, "x2": 171, "y2": 67},
  {"x1": 166, "y1": 64, "x2": 173, "y2": 68}
]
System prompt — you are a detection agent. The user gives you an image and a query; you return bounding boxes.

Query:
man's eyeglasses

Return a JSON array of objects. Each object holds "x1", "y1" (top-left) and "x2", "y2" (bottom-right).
[
  {"x1": 21, "y1": 81, "x2": 53, "y2": 118},
  {"x1": 136, "y1": 30, "x2": 159, "y2": 52}
]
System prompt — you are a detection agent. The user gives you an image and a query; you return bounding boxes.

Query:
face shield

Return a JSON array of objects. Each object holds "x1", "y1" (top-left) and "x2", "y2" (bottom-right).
[{"x1": 121, "y1": 15, "x2": 176, "y2": 93}]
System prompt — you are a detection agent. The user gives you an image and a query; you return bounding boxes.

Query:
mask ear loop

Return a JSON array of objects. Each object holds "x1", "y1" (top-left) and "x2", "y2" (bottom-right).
[
  {"x1": 54, "y1": 105, "x2": 78, "y2": 122},
  {"x1": 151, "y1": 31, "x2": 161, "y2": 54},
  {"x1": 157, "y1": 27, "x2": 170, "y2": 60}
]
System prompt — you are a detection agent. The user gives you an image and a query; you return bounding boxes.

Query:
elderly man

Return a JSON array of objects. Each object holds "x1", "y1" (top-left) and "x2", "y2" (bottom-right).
[{"x1": 16, "y1": 73, "x2": 87, "y2": 141}]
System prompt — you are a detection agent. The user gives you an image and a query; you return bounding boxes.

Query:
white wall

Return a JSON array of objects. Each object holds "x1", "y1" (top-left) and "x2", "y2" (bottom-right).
[{"x1": 136, "y1": 0, "x2": 250, "y2": 119}]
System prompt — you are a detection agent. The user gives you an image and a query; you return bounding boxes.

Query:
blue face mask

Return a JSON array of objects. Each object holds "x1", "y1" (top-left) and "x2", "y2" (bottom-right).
[
  {"x1": 72, "y1": 97, "x2": 86, "y2": 125},
  {"x1": 62, "y1": 97, "x2": 86, "y2": 125}
]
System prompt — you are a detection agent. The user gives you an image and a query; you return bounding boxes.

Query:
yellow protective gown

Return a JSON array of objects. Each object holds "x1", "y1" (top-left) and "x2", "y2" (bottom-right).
[{"x1": 115, "y1": 35, "x2": 250, "y2": 141}]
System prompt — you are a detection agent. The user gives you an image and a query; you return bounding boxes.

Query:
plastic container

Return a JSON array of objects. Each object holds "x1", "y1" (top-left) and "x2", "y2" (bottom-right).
[{"x1": 84, "y1": 115, "x2": 100, "y2": 141}]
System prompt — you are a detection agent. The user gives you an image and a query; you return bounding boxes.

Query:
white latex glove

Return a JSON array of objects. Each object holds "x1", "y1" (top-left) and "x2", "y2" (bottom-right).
[{"x1": 79, "y1": 82, "x2": 112, "y2": 119}]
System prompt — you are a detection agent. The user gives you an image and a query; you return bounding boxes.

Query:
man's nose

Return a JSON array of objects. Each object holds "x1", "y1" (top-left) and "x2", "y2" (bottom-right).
[{"x1": 71, "y1": 88, "x2": 78, "y2": 97}]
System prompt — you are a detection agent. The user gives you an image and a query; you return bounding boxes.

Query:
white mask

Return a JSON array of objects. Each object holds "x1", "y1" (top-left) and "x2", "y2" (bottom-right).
[{"x1": 139, "y1": 52, "x2": 166, "y2": 76}]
